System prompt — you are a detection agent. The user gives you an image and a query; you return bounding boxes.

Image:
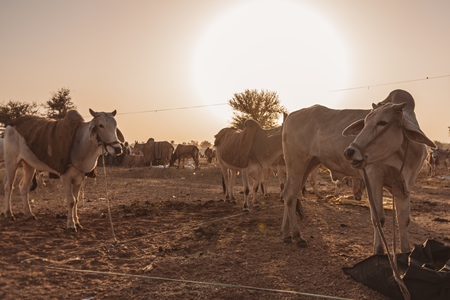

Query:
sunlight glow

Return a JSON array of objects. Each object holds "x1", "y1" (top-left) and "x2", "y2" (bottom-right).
[{"x1": 191, "y1": 0, "x2": 350, "y2": 116}]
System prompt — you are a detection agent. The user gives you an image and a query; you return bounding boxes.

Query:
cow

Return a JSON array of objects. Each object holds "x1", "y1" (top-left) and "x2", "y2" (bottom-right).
[
  {"x1": 259, "y1": 155, "x2": 286, "y2": 199},
  {"x1": 204, "y1": 147, "x2": 216, "y2": 163},
  {"x1": 101, "y1": 141, "x2": 132, "y2": 166},
  {"x1": 170, "y1": 144, "x2": 200, "y2": 169},
  {"x1": 214, "y1": 119, "x2": 283, "y2": 212},
  {"x1": 132, "y1": 141, "x2": 145, "y2": 155},
  {"x1": 426, "y1": 148, "x2": 449, "y2": 176},
  {"x1": 259, "y1": 161, "x2": 365, "y2": 201},
  {"x1": 281, "y1": 89, "x2": 435, "y2": 254},
  {"x1": 142, "y1": 139, "x2": 174, "y2": 168},
  {"x1": 2, "y1": 109, "x2": 123, "y2": 231},
  {"x1": 308, "y1": 165, "x2": 366, "y2": 200}
]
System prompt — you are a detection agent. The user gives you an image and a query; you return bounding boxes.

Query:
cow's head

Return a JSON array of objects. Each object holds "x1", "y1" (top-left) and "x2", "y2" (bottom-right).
[
  {"x1": 342, "y1": 102, "x2": 435, "y2": 169},
  {"x1": 89, "y1": 109, "x2": 124, "y2": 156}
]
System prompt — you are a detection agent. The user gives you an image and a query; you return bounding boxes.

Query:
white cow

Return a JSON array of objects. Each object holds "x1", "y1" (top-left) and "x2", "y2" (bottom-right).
[
  {"x1": 282, "y1": 90, "x2": 435, "y2": 254},
  {"x1": 3, "y1": 109, "x2": 123, "y2": 231}
]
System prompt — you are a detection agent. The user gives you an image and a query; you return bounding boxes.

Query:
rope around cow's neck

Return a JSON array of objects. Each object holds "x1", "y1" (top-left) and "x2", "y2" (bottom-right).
[
  {"x1": 362, "y1": 168, "x2": 410, "y2": 300},
  {"x1": 101, "y1": 154, "x2": 117, "y2": 244}
]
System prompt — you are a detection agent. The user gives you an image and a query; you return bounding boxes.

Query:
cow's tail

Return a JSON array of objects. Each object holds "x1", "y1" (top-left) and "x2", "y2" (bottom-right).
[
  {"x1": 296, "y1": 198, "x2": 304, "y2": 220},
  {"x1": 221, "y1": 175, "x2": 226, "y2": 194},
  {"x1": 30, "y1": 172, "x2": 38, "y2": 192}
]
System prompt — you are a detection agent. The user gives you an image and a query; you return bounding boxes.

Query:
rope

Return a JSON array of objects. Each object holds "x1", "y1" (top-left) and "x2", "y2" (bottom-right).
[
  {"x1": 362, "y1": 169, "x2": 410, "y2": 300},
  {"x1": 42, "y1": 266, "x2": 353, "y2": 300},
  {"x1": 101, "y1": 155, "x2": 117, "y2": 243}
]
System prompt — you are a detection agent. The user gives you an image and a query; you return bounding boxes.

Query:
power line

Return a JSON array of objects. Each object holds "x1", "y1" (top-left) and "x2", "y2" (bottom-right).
[
  {"x1": 112, "y1": 74, "x2": 450, "y2": 116},
  {"x1": 116, "y1": 102, "x2": 228, "y2": 116},
  {"x1": 329, "y1": 74, "x2": 450, "y2": 92}
]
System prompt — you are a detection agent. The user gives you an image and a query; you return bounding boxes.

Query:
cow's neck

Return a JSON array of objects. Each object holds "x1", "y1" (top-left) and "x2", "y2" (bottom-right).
[{"x1": 70, "y1": 122, "x2": 104, "y2": 173}]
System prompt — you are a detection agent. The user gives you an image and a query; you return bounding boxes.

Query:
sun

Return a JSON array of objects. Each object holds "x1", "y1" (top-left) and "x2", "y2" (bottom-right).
[{"x1": 191, "y1": 0, "x2": 350, "y2": 116}]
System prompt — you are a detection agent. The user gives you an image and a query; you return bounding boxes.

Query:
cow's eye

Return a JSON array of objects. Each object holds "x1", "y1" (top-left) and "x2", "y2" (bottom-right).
[
  {"x1": 98, "y1": 124, "x2": 104, "y2": 129},
  {"x1": 376, "y1": 120, "x2": 387, "y2": 126}
]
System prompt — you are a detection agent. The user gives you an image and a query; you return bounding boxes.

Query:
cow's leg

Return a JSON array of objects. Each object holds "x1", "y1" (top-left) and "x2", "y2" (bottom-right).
[
  {"x1": 251, "y1": 178, "x2": 260, "y2": 209},
  {"x1": 18, "y1": 162, "x2": 37, "y2": 220},
  {"x1": 395, "y1": 195, "x2": 411, "y2": 253},
  {"x1": 3, "y1": 162, "x2": 19, "y2": 220},
  {"x1": 365, "y1": 170, "x2": 386, "y2": 254},
  {"x1": 228, "y1": 170, "x2": 237, "y2": 201},
  {"x1": 72, "y1": 182, "x2": 83, "y2": 230},
  {"x1": 371, "y1": 184, "x2": 386, "y2": 254},
  {"x1": 219, "y1": 164, "x2": 230, "y2": 199},
  {"x1": 261, "y1": 168, "x2": 271, "y2": 198},
  {"x1": 308, "y1": 167, "x2": 322, "y2": 199},
  {"x1": 276, "y1": 164, "x2": 286, "y2": 198},
  {"x1": 282, "y1": 159, "x2": 318, "y2": 247},
  {"x1": 353, "y1": 178, "x2": 365, "y2": 200},
  {"x1": 241, "y1": 168, "x2": 251, "y2": 212},
  {"x1": 282, "y1": 168, "x2": 307, "y2": 246},
  {"x1": 60, "y1": 176, "x2": 77, "y2": 231},
  {"x1": 333, "y1": 179, "x2": 341, "y2": 197},
  {"x1": 282, "y1": 172, "x2": 306, "y2": 246},
  {"x1": 194, "y1": 156, "x2": 199, "y2": 169}
]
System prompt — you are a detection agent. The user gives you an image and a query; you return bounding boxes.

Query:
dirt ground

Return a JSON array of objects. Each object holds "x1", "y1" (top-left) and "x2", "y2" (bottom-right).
[{"x1": 0, "y1": 158, "x2": 449, "y2": 300}]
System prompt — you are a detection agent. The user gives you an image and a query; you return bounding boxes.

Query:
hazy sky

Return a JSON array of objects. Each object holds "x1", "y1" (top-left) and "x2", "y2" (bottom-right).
[{"x1": 1, "y1": 0, "x2": 449, "y2": 145}]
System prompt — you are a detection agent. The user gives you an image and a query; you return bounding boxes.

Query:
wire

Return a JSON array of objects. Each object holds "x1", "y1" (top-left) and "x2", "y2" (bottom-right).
[
  {"x1": 116, "y1": 102, "x2": 228, "y2": 116},
  {"x1": 329, "y1": 74, "x2": 450, "y2": 92},
  {"x1": 42, "y1": 266, "x2": 353, "y2": 300},
  {"x1": 98, "y1": 74, "x2": 450, "y2": 117}
]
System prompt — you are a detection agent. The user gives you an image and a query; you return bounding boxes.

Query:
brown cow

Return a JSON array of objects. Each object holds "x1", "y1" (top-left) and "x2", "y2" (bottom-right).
[
  {"x1": 282, "y1": 90, "x2": 435, "y2": 254},
  {"x1": 170, "y1": 144, "x2": 199, "y2": 169},
  {"x1": 204, "y1": 147, "x2": 216, "y2": 163},
  {"x1": 142, "y1": 138, "x2": 174, "y2": 168},
  {"x1": 214, "y1": 119, "x2": 283, "y2": 212},
  {"x1": 3, "y1": 109, "x2": 123, "y2": 231},
  {"x1": 426, "y1": 148, "x2": 449, "y2": 176},
  {"x1": 308, "y1": 165, "x2": 366, "y2": 200}
]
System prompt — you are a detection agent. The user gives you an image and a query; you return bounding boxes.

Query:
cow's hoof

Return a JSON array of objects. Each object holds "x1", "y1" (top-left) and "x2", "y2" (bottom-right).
[
  {"x1": 26, "y1": 215, "x2": 37, "y2": 221},
  {"x1": 296, "y1": 240, "x2": 308, "y2": 248},
  {"x1": 65, "y1": 227, "x2": 77, "y2": 233},
  {"x1": 76, "y1": 224, "x2": 83, "y2": 231},
  {"x1": 283, "y1": 236, "x2": 292, "y2": 244},
  {"x1": 243, "y1": 207, "x2": 250, "y2": 213}
]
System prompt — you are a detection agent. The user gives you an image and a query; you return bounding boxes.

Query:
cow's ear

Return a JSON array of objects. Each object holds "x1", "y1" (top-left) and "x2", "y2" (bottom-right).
[
  {"x1": 111, "y1": 110, "x2": 117, "y2": 117},
  {"x1": 342, "y1": 119, "x2": 365, "y2": 136},
  {"x1": 116, "y1": 128, "x2": 125, "y2": 143},
  {"x1": 89, "y1": 109, "x2": 97, "y2": 117},
  {"x1": 402, "y1": 115, "x2": 436, "y2": 148}
]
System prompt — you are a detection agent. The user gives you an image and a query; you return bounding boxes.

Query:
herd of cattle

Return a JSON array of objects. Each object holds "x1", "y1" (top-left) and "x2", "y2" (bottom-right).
[{"x1": 0, "y1": 89, "x2": 446, "y2": 255}]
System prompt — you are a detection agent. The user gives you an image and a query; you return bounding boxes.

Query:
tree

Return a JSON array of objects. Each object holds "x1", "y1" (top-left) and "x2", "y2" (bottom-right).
[
  {"x1": 189, "y1": 140, "x2": 199, "y2": 147},
  {"x1": 228, "y1": 89, "x2": 287, "y2": 129},
  {"x1": 200, "y1": 140, "x2": 212, "y2": 149},
  {"x1": 43, "y1": 88, "x2": 76, "y2": 120},
  {"x1": 0, "y1": 100, "x2": 39, "y2": 133}
]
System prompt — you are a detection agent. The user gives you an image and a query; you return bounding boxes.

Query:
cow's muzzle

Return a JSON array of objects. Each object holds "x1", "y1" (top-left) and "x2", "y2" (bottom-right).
[
  {"x1": 344, "y1": 144, "x2": 366, "y2": 169},
  {"x1": 105, "y1": 141, "x2": 123, "y2": 156}
]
